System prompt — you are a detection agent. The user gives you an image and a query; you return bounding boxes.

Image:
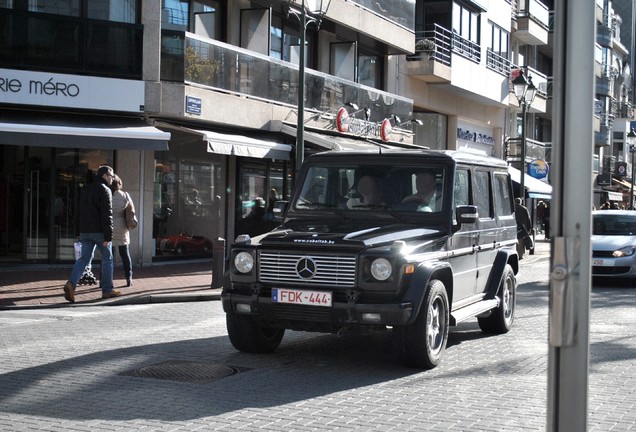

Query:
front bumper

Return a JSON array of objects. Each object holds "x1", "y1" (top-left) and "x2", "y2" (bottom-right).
[{"x1": 221, "y1": 292, "x2": 413, "y2": 329}]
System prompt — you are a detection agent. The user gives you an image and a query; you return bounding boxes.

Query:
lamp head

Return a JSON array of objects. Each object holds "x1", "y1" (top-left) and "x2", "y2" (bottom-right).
[
  {"x1": 627, "y1": 128, "x2": 636, "y2": 147},
  {"x1": 512, "y1": 71, "x2": 528, "y2": 101},
  {"x1": 305, "y1": 0, "x2": 332, "y2": 15}
]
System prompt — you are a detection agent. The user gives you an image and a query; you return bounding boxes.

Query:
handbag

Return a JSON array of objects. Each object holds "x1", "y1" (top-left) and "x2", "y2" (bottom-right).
[
  {"x1": 518, "y1": 225, "x2": 534, "y2": 249},
  {"x1": 74, "y1": 241, "x2": 82, "y2": 259},
  {"x1": 125, "y1": 192, "x2": 139, "y2": 230}
]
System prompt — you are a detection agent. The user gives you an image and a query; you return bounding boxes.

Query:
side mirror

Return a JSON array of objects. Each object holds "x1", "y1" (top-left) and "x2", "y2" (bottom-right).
[
  {"x1": 272, "y1": 200, "x2": 288, "y2": 222},
  {"x1": 456, "y1": 205, "x2": 478, "y2": 225}
]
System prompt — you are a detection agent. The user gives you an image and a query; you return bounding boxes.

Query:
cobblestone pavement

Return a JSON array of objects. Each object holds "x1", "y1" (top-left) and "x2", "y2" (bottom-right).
[
  {"x1": 1, "y1": 239, "x2": 635, "y2": 431},
  {"x1": 1, "y1": 260, "x2": 219, "y2": 308}
]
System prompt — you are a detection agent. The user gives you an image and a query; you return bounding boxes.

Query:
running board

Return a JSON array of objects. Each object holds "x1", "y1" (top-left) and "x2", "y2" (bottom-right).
[{"x1": 451, "y1": 299, "x2": 499, "y2": 325}]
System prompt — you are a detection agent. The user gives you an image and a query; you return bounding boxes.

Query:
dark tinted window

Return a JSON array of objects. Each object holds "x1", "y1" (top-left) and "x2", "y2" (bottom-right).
[{"x1": 473, "y1": 170, "x2": 492, "y2": 219}]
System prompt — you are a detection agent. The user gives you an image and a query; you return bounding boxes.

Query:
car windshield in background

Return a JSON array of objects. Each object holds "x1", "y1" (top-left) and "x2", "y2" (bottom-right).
[
  {"x1": 593, "y1": 214, "x2": 636, "y2": 235},
  {"x1": 294, "y1": 165, "x2": 446, "y2": 213}
]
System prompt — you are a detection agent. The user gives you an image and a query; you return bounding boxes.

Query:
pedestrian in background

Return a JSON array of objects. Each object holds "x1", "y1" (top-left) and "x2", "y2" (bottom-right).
[
  {"x1": 542, "y1": 201, "x2": 551, "y2": 240},
  {"x1": 63, "y1": 165, "x2": 119, "y2": 303},
  {"x1": 515, "y1": 198, "x2": 532, "y2": 260},
  {"x1": 110, "y1": 174, "x2": 134, "y2": 287}
]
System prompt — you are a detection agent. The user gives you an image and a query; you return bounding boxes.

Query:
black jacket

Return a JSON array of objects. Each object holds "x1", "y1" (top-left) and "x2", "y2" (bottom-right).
[{"x1": 79, "y1": 178, "x2": 113, "y2": 241}]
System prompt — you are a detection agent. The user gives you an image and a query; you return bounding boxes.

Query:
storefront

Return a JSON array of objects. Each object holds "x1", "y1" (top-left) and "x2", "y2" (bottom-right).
[
  {"x1": 0, "y1": 68, "x2": 169, "y2": 265},
  {"x1": 152, "y1": 123, "x2": 293, "y2": 260}
]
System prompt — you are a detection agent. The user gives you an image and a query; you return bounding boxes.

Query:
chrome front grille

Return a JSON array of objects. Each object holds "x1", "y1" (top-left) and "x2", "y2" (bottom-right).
[{"x1": 259, "y1": 252, "x2": 356, "y2": 287}]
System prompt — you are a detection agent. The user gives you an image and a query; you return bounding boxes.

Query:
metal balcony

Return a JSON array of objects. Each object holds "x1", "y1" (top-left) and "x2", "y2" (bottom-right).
[{"x1": 160, "y1": 31, "x2": 413, "y2": 121}]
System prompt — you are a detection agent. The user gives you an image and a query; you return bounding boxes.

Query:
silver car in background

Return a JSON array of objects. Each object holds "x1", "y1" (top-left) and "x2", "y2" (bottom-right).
[{"x1": 592, "y1": 210, "x2": 636, "y2": 284}]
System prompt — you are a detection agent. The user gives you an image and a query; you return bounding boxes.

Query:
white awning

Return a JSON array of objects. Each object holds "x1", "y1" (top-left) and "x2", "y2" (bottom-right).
[
  {"x1": 508, "y1": 166, "x2": 552, "y2": 199},
  {"x1": 280, "y1": 123, "x2": 391, "y2": 152},
  {"x1": 606, "y1": 191, "x2": 624, "y2": 201},
  {"x1": 157, "y1": 122, "x2": 291, "y2": 160},
  {"x1": 0, "y1": 119, "x2": 171, "y2": 150}
]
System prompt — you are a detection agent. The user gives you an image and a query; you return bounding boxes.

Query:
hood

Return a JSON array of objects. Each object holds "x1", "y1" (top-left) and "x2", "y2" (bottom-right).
[
  {"x1": 592, "y1": 235, "x2": 636, "y2": 251},
  {"x1": 253, "y1": 221, "x2": 445, "y2": 248}
]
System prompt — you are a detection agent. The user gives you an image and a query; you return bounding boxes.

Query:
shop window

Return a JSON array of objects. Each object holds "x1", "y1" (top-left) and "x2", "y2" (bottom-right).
[
  {"x1": 154, "y1": 157, "x2": 221, "y2": 258},
  {"x1": 236, "y1": 160, "x2": 288, "y2": 238}
]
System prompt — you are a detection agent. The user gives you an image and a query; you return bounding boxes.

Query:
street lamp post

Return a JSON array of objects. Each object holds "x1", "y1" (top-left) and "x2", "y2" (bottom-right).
[
  {"x1": 628, "y1": 129, "x2": 636, "y2": 209},
  {"x1": 284, "y1": 0, "x2": 331, "y2": 177},
  {"x1": 512, "y1": 70, "x2": 537, "y2": 204}
]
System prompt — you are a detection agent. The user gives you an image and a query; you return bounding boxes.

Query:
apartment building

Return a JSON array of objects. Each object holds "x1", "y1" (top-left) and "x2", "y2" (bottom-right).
[
  {"x1": 400, "y1": 0, "x2": 551, "y2": 204},
  {"x1": 594, "y1": 0, "x2": 636, "y2": 208},
  {"x1": 0, "y1": 0, "x2": 416, "y2": 265}
]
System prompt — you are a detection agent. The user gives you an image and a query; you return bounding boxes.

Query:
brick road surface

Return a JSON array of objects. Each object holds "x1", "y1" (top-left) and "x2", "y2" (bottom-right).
[
  {"x1": 1, "y1": 260, "x2": 219, "y2": 308},
  {"x1": 1, "y1": 237, "x2": 635, "y2": 431}
]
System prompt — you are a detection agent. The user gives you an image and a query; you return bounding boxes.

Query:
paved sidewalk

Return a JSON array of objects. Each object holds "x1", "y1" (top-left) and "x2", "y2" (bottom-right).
[
  {"x1": 1, "y1": 237, "x2": 551, "y2": 310},
  {"x1": 0, "y1": 260, "x2": 221, "y2": 309}
]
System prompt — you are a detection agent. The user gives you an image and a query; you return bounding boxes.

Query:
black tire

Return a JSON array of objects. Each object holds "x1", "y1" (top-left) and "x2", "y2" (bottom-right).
[
  {"x1": 478, "y1": 264, "x2": 516, "y2": 334},
  {"x1": 175, "y1": 244, "x2": 185, "y2": 255},
  {"x1": 226, "y1": 311, "x2": 285, "y2": 353},
  {"x1": 393, "y1": 279, "x2": 449, "y2": 369}
]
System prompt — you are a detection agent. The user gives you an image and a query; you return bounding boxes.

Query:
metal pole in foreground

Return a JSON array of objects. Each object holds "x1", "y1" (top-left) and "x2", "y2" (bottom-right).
[{"x1": 547, "y1": 0, "x2": 594, "y2": 430}]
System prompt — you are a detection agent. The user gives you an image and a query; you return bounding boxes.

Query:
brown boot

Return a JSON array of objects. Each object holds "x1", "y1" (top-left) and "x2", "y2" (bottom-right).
[
  {"x1": 102, "y1": 289, "x2": 122, "y2": 299},
  {"x1": 63, "y1": 281, "x2": 75, "y2": 303}
]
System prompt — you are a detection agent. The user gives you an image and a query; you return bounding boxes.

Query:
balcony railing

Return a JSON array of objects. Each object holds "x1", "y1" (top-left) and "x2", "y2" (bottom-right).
[
  {"x1": 486, "y1": 49, "x2": 512, "y2": 76},
  {"x1": 409, "y1": 25, "x2": 452, "y2": 66},
  {"x1": 346, "y1": 0, "x2": 415, "y2": 30},
  {"x1": 409, "y1": 25, "x2": 480, "y2": 65},
  {"x1": 0, "y1": 9, "x2": 143, "y2": 79},
  {"x1": 506, "y1": 137, "x2": 549, "y2": 161},
  {"x1": 611, "y1": 101, "x2": 634, "y2": 119},
  {"x1": 161, "y1": 31, "x2": 413, "y2": 121},
  {"x1": 451, "y1": 33, "x2": 481, "y2": 63}
]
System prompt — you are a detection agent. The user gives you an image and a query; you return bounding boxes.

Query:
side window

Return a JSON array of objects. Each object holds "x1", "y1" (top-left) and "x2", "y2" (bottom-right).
[
  {"x1": 494, "y1": 173, "x2": 514, "y2": 216},
  {"x1": 296, "y1": 167, "x2": 328, "y2": 207},
  {"x1": 473, "y1": 170, "x2": 492, "y2": 219},
  {"x1": 454, "y1": 168, "x2": 470, "y2": 209}
]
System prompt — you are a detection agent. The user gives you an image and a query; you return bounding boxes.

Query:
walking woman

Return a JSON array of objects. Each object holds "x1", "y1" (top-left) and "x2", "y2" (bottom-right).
[{"x1": 110, "y1": 174, "x2": 134, "y2": 286}]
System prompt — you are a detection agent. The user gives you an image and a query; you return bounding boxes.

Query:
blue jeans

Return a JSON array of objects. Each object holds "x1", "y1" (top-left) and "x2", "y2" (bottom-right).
[
  {"x1": 117, "y1": 245, "x2": 132, "y2": 280},
  {"x1": 70, "y1": 233, "x2": 114, "y2": 292}
]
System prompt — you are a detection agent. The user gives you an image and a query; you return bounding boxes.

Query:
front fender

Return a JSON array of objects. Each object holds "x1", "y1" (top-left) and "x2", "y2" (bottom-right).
[
  {"x1": 484, "y1": 248, "x2": 518, "y2": 298},
  {"x1": 401, "y1": 261, "x2": 453, "y2": 325}
]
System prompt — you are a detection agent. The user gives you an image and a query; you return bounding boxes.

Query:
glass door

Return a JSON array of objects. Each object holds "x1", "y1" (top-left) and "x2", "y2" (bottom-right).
[{"x1": 24, "y1": 147, "x2": 52, "y2": 261}]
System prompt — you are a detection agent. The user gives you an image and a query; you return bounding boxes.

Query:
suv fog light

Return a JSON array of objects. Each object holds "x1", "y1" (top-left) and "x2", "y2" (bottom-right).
[
  {"x1": 234, "y1": 252, "x2": 254, "y2": 273},
  {"x1": 361, "y1": 313, "x2": 382, "y2": 323},
  {"x1": 236, "y1": 303, "x2": 252, "y2": 313},
  {"x1": 370, "y1": 258, "x2": 392, "y2": 281}
]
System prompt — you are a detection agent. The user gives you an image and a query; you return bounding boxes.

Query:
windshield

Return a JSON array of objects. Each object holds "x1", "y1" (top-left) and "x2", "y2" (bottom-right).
[
  {"x1": 593, "y1": 214, "x2": 636, "y2": 235},
  {"x1": 294, "y1": 164, "x2": 446, "y2": 213}
]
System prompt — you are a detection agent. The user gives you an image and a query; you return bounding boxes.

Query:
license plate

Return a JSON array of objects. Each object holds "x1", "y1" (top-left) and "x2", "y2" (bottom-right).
[
  {"x1": 272, "y1": 288, "x2": 332, "y2": 307},
  {"x1": 593, "y1": 259, "x2": 611, "y2": 266}
]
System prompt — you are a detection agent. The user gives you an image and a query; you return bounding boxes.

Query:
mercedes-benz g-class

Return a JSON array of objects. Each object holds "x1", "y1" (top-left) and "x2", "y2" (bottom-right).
[{"x1": 222, "y1": 149, "x2": 519, "y2": 368}]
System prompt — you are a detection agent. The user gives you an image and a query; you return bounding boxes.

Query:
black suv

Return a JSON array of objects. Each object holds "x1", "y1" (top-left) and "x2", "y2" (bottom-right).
[{"x1": 222, "y1": 150, "x2": 519, "y2": 368}]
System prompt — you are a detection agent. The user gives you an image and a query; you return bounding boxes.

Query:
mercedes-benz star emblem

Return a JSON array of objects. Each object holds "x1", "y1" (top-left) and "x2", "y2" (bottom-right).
[{"x1": 296, "y1": 257, "x2": 317, "y2": 279}]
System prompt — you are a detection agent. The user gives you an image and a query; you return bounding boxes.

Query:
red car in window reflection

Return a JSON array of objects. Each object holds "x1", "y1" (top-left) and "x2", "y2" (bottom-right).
[{"x1": 157, "y1": 230, "x2": 213, "y2": 256}]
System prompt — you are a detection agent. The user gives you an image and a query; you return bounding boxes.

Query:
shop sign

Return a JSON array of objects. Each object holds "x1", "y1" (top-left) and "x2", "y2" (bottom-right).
[
  {"x1": 0, "y1": 67, "x2": 144, "y2": 113},
  {"x1": 335, "y1": 107, "x2": 392, "y2": 142},
  {"x1": 615, "y1": 162, "x2": 627, "y2": 177},
  {"x1": 528, "y1": 159, "x2": 549, "y2": 179},
  {"x1": 186, "y1": 96, "x2": 202, "y2": 115},
  {"x1": 456, "y1": 128, "x2": 494, "y2": 145},
  {"x1": 597, "y1": 173, "x2": 611, "y2": 186}
]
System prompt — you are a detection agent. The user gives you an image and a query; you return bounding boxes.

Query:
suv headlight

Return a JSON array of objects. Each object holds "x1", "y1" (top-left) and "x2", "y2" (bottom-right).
[
  {"x1": 234, "y1": 251, "x2": 254, "y2": 273},
  {"x1": 370, "y1": 258, "x2": 392, "y2": 281},
  {"x1": 613, "y1": 246, "x2": 635, "y2": 257}
]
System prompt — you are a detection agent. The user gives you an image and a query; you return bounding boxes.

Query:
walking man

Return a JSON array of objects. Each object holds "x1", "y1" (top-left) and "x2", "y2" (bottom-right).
[{"x1": 63, "y1": 165, "x2": 120, "y2": 302}]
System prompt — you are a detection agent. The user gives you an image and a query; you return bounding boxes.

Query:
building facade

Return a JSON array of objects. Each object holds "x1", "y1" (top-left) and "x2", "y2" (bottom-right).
[{"x1": 0, "y1": 0, "x2": 417, "y2": 266}]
